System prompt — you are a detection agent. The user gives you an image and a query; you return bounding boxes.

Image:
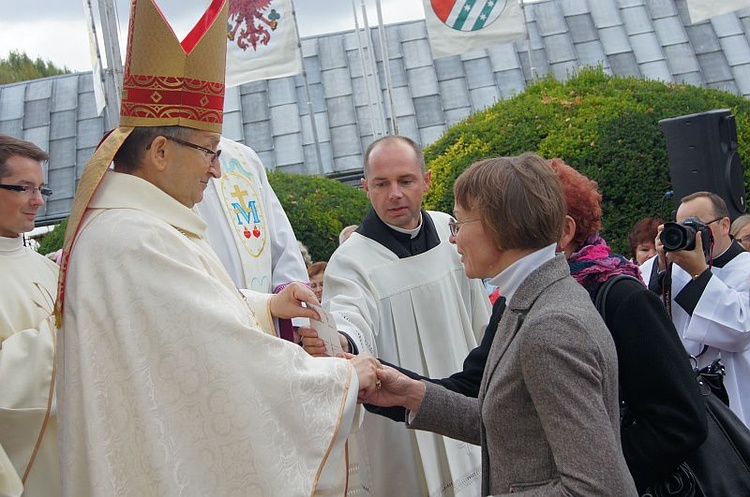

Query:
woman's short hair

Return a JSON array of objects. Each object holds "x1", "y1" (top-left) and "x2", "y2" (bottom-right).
[
  {"x1": 453, "y1": 152, "x2": 565, "y2": 250},
  {"x1": 307, "y1": 261, "x2": 327, "y2": 279},
  {"x1": 627, "y1": 217, "x2": 662, "y2": 260},
  {"x1": 731, "y1": 214, "x2": 750, "y2": 238},
  {"x1": 298, "y1": 241, "x2": 313, "y2": 267},
  {"x1": 548, "y1": 158, "x2": 602, "y2": 247},
  {"x1": 338, "y1": 225, "x2": 358, "y2": 245}
]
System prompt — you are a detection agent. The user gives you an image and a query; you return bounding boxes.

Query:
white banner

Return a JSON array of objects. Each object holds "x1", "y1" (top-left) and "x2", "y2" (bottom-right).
[
  {"x1": 225, "y1": 0, "x2": 302, "y2": 87},
  {"x1": 83, "y1": 0, "x2": 106, "y2": 116},
  {"x1": 687, "y1": 0, "x2": 750, "y2": 23},
  {"x1": 423, "y1": 0, "x2": 526, "y2": 59}
]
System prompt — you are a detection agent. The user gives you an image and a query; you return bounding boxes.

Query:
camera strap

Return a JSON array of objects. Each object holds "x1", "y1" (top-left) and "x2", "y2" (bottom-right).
[{"x1": 663, "y1": 262, "x2": 673, "y2": 319}]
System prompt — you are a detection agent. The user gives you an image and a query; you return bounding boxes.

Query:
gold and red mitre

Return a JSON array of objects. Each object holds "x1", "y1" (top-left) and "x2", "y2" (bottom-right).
[
  {"x1": 120, "y1": 0, "x2": 228, "y2": 132},
  {"x1": 55, "y1": 0, "x2": 229, "y2": 323}
]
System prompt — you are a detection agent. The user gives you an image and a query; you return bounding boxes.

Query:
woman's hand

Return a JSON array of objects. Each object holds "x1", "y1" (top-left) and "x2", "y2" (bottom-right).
[{"x1": 359, "y1": 364, "x2": 426, "y2": 411}]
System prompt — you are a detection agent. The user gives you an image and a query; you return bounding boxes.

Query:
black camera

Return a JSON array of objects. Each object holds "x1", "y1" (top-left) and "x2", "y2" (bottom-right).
[{"x1": 660, "y1": 217, "x2": 713, "y2": 255}]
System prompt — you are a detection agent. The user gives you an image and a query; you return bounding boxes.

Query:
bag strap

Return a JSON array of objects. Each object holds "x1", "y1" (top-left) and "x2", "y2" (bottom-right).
[{"x1": 593, "y1": 274, "x2": 642, "y2": 323}]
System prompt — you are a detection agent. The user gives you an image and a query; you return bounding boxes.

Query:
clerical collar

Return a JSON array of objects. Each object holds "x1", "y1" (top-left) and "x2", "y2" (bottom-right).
[
  {"x1": 384, "y1": 213, "x2": 423, "y2": 239},
  {"x1": 356, "y1": 208, "x2": 440, "y2": 259},
  {"x1": 0, "y1": 234, "x2": 25, "y2": 255},
  {"x1": 713, "y1": 239, "x2": 745, "y2": 268},
  {"x1": 489, "y1": 243, "x2": 557, "y2": 303}
]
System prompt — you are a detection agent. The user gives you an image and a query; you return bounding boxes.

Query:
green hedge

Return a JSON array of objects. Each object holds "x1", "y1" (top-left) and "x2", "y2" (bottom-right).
[
  {"x1": 267, "y1": 171, "x2": 369, "y2": 262},
  {"x1": 423, "y1": 67, "x2": 750, "y2": 255},
  {"x1": 37, "y1": 218, "x2": 66, "y2": 256}
]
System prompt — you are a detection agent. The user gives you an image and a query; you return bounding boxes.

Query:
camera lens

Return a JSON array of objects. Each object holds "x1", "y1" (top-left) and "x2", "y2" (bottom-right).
[{"x1": 660, "y1": 223, "x2": 691, "y2": 252}]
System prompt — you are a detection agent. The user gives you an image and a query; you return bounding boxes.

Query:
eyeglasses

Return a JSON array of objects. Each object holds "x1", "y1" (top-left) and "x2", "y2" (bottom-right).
[
  {"x1": 737, "y1": 235, "x2": 750, "y2": 247},
  {"x1": 165, "y1": 136, "x2": 222, "y2": 164},
  {"x1": 0, "y1": 184, "x2": 53, "y2": 198},
  {"x1": 448, "y1": 218, "x2": 481, "y2": 237}
]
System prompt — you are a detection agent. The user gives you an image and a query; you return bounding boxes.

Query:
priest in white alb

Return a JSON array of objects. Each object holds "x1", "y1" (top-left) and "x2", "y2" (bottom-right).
[{"x1": 302, "y1": 136, "x2": 491, "y2": 497}]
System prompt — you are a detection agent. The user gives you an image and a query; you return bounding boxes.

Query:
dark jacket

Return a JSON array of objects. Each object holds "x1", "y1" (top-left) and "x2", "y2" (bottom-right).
[{"x1": 366, "y1": 275, "x2": 707, "y2": 492}]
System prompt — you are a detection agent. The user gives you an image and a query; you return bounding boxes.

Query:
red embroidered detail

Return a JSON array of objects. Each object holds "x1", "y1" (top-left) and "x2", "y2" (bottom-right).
[{"x1": 120, "y1": 75, "x2": 225, "y2": 122}]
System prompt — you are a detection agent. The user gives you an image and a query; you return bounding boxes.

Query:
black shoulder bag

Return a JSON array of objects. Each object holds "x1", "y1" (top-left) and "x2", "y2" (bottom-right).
[{"x1": 595, "y1": 275, "x2": 750, "y2": 497}]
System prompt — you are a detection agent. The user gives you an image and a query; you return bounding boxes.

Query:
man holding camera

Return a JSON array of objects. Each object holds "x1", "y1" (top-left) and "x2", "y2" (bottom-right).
[{"x1": 642, "y1": 191, "x2": 750, "y2": 426}]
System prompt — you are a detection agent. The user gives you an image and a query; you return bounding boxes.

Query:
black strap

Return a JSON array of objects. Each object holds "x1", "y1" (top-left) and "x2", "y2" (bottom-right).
[{"x1": 593, "y1": 274, "x2": 643, "y2": 323}]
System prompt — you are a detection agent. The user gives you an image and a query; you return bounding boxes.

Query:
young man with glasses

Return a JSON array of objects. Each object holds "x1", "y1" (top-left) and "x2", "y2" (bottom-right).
[
  {"x1": 0, "y1": 134, "x2": 60, "y2": 497},
  {"x1": 642, "y1": 191, "x2": 750, "y2": 426}
]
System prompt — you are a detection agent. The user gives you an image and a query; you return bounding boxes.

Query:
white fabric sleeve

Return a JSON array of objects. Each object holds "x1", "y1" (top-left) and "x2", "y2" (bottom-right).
[
  {"x1": 683, "y1": 269, "x2": 750, "y2": 352},
  {"x1": 315, "y1": 370, "x2": 358, "y2": 495},
  {"x1": 0, "y1": 442, "x2": 22, "y2": 497}
]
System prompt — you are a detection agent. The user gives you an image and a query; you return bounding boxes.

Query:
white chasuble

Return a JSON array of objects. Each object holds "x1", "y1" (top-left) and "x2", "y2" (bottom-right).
[
  {"x1": 324, "y1": 211, "x2": 490, "y2": 497},
  {"x1": 0, "y1": 236, "x2": 60, "y2": 497},
  {"x1": 60, "y1": 171, "x2": 357, "y2": 497},
  {"x1": 195, "y1": 138, "x2": 309, "y2": 293}
]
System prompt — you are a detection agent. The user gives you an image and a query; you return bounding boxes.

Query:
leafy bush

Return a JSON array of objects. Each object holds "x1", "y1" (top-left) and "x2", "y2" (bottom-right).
[
  {"x1": 423, "y1": 68, "x2": 750, "y2": 254},
  {"x1": 37, "y1": 218, "x2": 67, "y2": 256},
  {"x1": 267, "y1": 171, "x2": 369, "y2": 262}
]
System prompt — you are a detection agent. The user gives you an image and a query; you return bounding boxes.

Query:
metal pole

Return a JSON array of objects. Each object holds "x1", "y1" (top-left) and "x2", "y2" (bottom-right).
[
  {"x1": 352, "y1": 0, "x2": 378, "y2": 140},
  {"x1": 375, "y1": 0, "x2": 397, "y2": 135},
  {"x1": 360, "y1": 0, "x2": 386, "y2": 137},
  {"x1": 83, "y1": 0, "x2": 107, "y2": 116},
  {"x1": 519, "y1": 0, "x2": 536, "y2": 81},
  {"x1": 97, "y1": 0, "x2": 124, "y2": 126},
  {"x1": 291, "y1": 3, "x2": 324, "y2": 174}
]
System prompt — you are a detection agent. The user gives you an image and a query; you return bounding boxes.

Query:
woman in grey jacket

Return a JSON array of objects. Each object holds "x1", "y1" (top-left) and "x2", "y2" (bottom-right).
[{"x1": 364, "y1": 153, "x2": 637, "y2": 496}]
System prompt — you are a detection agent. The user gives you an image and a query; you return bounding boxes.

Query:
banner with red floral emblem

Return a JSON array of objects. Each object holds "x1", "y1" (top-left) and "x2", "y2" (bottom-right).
[{"x1": 225, "y1": 0, "x2": 302, "y2": 87}]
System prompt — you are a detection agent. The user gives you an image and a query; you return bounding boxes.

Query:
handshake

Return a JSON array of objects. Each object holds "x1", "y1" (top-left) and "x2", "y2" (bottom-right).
[
  {"x1": 269, "y1": 282, "x2": 424, "y2": 409},
  {"x1": 299, "y1": 326, "x2": 425, "y2": 410}
]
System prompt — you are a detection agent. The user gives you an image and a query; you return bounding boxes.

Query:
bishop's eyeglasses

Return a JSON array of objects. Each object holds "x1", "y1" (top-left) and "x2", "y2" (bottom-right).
[
  {"x1": 165, "y1": 136, "x2": 222, "y2": 164},
  {"x1": 0, "y1": 184, "x2": 53, "y2": 198}
]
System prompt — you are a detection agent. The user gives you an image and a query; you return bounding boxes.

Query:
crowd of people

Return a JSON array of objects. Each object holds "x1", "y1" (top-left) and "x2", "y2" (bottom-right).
[{"x1": 3, "y1": 0, "x2": 750, "y2": 496}]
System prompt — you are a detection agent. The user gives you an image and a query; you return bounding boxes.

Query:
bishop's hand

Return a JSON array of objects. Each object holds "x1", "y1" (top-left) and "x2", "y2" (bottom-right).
[{"x1": 269, "y1": 282, "x2": 321, "y2": 321}]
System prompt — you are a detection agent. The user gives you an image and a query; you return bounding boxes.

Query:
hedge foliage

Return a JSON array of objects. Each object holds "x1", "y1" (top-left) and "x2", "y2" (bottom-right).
[
  {"x1": 423, "y1": 67, "x2": 750, "y2": 255},
  {"x1": 37, "y1": 218, "x2": 66, "y2": 256},
  {"x1": 267, "y1": 171, "x2": 369, "y2": 262}
]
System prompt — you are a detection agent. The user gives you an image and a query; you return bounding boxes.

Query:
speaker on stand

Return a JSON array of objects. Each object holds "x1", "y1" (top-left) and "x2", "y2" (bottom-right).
[{"x1": 659, "y1": 109, "x2": 746, "y2": 220}]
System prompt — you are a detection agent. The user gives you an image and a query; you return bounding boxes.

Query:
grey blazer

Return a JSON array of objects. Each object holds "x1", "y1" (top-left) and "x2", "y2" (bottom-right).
[{"x1": 409, "y1": 255, "x2": 637, "y2": 496}]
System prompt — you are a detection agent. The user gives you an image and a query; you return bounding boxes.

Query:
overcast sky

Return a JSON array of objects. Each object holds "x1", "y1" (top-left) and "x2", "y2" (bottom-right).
[{"x1": 0, "y1": 0, "x2": 425, "y2": 72}]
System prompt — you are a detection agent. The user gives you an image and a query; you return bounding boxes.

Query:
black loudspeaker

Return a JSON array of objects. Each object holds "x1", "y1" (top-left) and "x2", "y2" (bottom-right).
[{"x1": 659, "y1": 109, "x2": 746, "y2": 220}]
